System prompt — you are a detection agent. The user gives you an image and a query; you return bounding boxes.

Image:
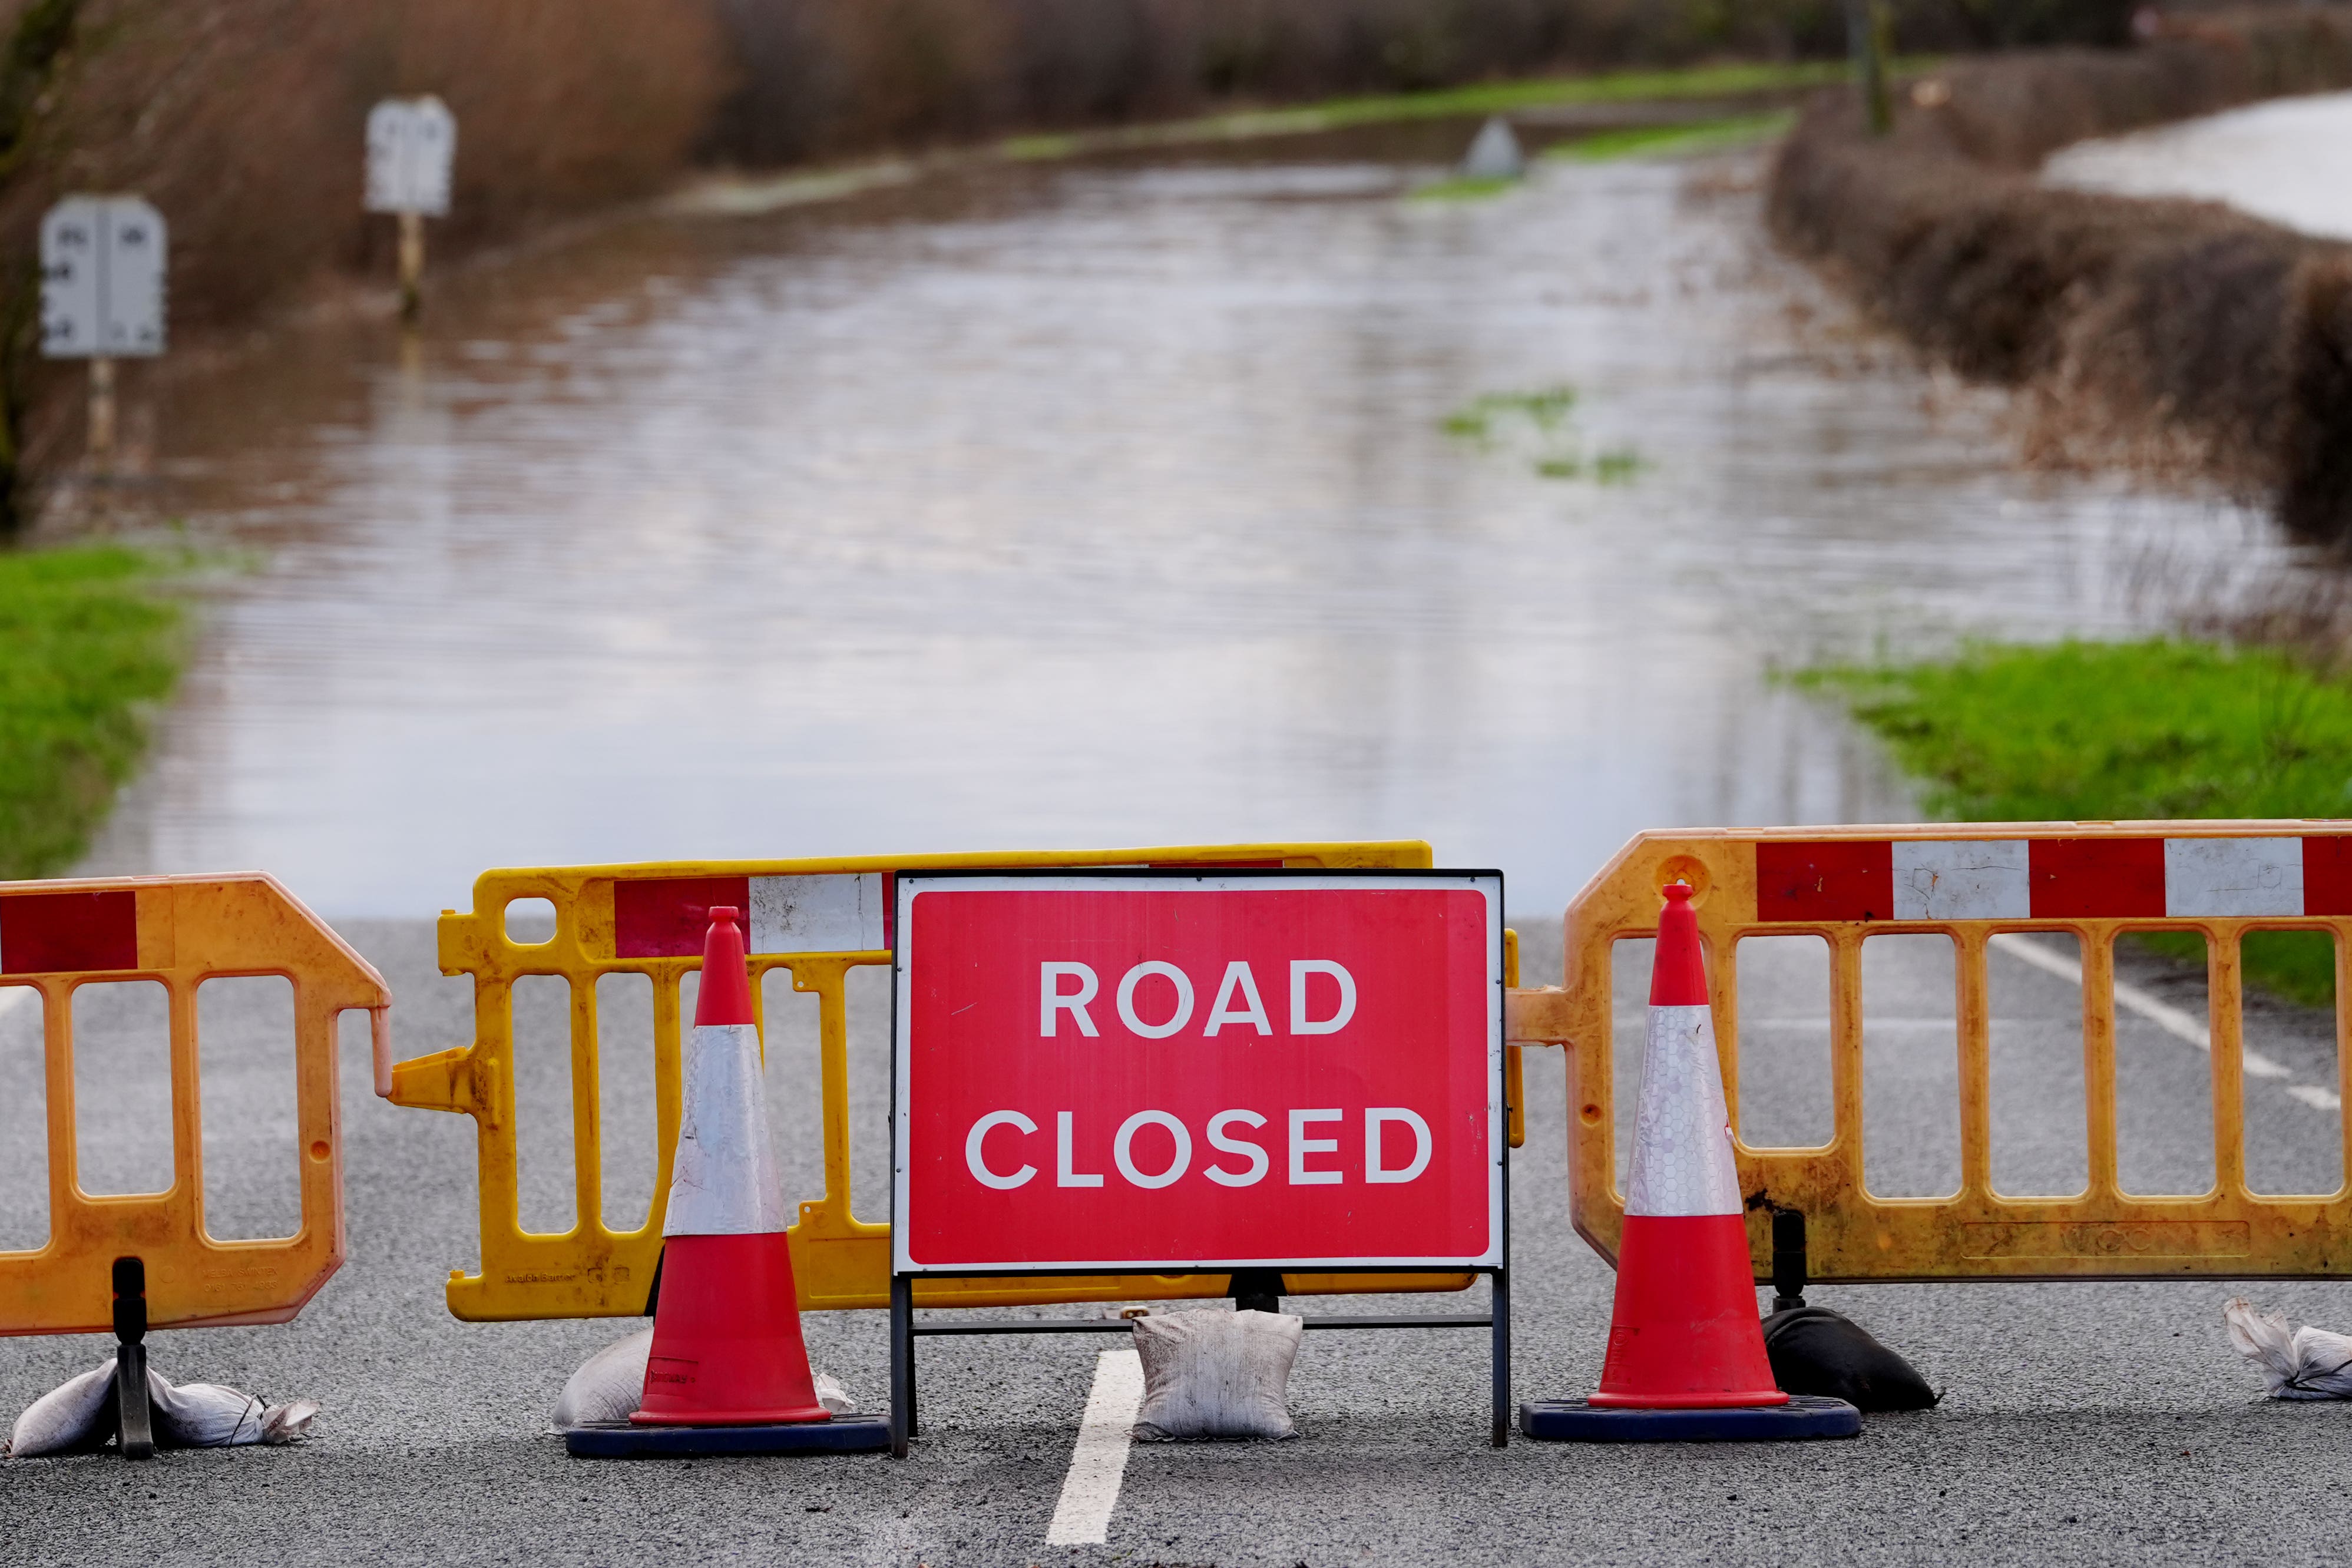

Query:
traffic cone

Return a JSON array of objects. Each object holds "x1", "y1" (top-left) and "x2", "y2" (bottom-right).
[
  {"x1": 1519, "y1": 882, "x2": 1860, "y2": 1441},
  {"x1": 1586, "y1": 882, "x2": 1783, "y2": 1408},
  {"x1": 631, "y1": 906, "x2": 830, "y2": 1427}
]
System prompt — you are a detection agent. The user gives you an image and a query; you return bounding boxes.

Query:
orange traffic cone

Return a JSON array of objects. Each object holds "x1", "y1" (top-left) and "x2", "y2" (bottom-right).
[
  {"x1": 1520, "y1": 882, "x2": 1858, "y2": 1441},
  {"x1": 570, "y1": 907, "x2": 886, "y2": 1457}
]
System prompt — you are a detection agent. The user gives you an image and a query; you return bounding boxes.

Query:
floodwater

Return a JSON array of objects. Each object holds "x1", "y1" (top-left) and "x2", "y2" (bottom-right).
[
  {"x1": 77, "y1": 137, "x2": 2284, "y2": 919},
  {"x1": 2044, "y1": 89, "x2": 2352, "y2": 240}
]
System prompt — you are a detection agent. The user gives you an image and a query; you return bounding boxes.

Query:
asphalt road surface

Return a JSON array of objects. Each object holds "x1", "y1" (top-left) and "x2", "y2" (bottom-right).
[{"x1": 5, "y1": 917, "x2": 2352, "y2": 1566}]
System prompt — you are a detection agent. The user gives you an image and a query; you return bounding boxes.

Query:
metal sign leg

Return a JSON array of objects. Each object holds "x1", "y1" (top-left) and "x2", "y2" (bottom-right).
[
  {"x1": 890, "y1": 1273, "x2": 915, "y2": 1458},
  {"x1": 111, "y1": 1256, "x2": 153, "y2": 1460},
  {"x1": 1490, "y1": 1267, "x2": 1510, "y2": 1448}
]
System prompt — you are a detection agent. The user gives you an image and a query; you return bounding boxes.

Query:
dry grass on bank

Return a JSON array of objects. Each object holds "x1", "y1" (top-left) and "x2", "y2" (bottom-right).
[
  {"x1": 1767, "y1": 9, "x2": 2352, "y2": 540},
  {"x1": 0, "y1": 0, "x2": 728, "y2": 484}
]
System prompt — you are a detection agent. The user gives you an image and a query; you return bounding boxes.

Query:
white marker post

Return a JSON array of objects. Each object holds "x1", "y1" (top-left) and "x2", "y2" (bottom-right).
[
  {"x1": 40, "y1": 196, "x2": 167, "y2": 471},
  {"x1": 365, "y1": 96, "x2": 455, "y2": 320}
]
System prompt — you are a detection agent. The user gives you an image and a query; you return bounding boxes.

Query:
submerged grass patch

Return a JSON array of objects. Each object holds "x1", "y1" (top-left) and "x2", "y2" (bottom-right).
[
  {"x1": 1553, "y1": 110, "x2": 1793, "y2": 162},
  {"x1": 1802, "y1": 638, "x2": 2352, "y2": 1004},
  {"x1": 0, "y1": 544, "x2": 188, "y2": 878},
  {"x1": 1440, "y1": 385, "x2": 1647, "y2": 485},
  {"x1": 1442, "y1": 385, "x2": 1579, "y2": 442}
]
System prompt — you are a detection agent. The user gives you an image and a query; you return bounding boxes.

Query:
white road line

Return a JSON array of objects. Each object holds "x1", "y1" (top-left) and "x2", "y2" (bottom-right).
[
  {"x1": 0, "y1": 987, "x2": 31, "y2": 1022},
  {"x1": 1045, "y1": 1347, "x2": 1144, "y2": 1547},
  {"x1": 2290, "y1": 1084, "x2": 2344, "y2": 1112},
  {"x1": 1988, "y1": 932, "x2": 2301, "y2": 1082}
]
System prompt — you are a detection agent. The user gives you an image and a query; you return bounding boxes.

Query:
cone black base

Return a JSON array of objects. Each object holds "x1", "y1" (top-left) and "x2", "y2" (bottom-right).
[
  {"x1": 566, "y1": 1414, "x2": 892, "y2": 1459},
  {"x1": 1519, "y1": 1395, "x2": 1860, "y2": 1443}
]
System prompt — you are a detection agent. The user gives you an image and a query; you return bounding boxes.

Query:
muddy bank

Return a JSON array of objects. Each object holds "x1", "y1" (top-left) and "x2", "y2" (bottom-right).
[{"x1": 1767, "y1": 9, "x2": 2352, "y2": 540}]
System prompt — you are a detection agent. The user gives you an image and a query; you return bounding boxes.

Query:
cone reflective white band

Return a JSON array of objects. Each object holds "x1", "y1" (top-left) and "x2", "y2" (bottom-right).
[
  {"x1": 663, "y1": 1022, "x2": 789, "y2": 1236},
  {"x1": 1623, "y1": 1004, "x2": 1742, "y2": 1219}
]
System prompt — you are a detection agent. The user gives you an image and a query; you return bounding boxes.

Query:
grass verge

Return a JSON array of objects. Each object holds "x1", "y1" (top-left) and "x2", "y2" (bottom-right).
[
  {"x1": 1001, "y1": 58, "x2": 1887, "y2": 162},
  {"x1": 0, "y1": 544, "x2": 188, "y2": 879},
  {"x1": 1552, "y1": 110, "x2": 1793, "y2": 161},
  {"x1": 1802, "y1": 638, "x2": 2352, "y2": 1005},
  {"x1": 1409, "y1": 174, "x2": 1520, "y2": 203}
]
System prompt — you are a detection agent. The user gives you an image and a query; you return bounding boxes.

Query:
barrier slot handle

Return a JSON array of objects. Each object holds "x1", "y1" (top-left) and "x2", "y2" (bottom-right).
[{"x1": 371, "y1": 1005, "x2": 395, "y2": 1099}]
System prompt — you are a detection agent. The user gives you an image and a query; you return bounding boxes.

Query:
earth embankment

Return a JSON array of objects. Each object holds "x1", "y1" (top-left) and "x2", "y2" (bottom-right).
[{"x1": 1768, "y1": 9, "x2": 2352, "y2": 539}]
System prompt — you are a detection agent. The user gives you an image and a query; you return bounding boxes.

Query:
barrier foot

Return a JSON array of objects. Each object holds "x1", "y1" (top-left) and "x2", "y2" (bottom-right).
[
  {"x1": 1770, "y1": 1209, "x2": 1808, "y2": 1314},
  {"x1": 1519, "y1": 1395, "x2": 1860, "y2": 1442},
  {"x1": 1230, "y1": 1269, "x2": 1283, "y2": 1315},
  {"x1": 566, "y1": 1415, "x2": 891, "y2": 1459},
  {"x1": 112, "y1": 1257, "x2": 153, "y2": 1460}
]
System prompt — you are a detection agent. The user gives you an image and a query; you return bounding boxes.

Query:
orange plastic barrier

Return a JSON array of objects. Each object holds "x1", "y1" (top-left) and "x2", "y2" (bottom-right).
[
  {"x1": 1507, "y1": 823, "x2": 2352, "y2": 1283},
  {"x1": 0, "y1": 874, "x2": 391, "y2": 1336}
]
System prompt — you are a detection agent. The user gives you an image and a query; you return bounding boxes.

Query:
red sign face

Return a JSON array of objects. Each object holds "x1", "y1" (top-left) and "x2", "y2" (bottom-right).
[{"x1": 892, "y1": 872, "x2": 1502, "y2": 1272}]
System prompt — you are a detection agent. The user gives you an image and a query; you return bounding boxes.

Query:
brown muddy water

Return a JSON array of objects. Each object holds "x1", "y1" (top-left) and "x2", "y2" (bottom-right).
[{"x1": 70, "y1": 138, "x2": 2291, "y2": 918}]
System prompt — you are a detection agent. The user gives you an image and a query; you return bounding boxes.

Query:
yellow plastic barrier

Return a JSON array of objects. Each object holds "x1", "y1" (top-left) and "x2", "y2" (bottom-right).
[
  {"x1": 1507, "y1": 823, "x2": 2352, "y2": 1282},
  {"x1": 386, "y1": 841, "x2": 1517, "y2": 1321},
  {"x1": 0, "y1": 874, "x2": 391, "y2": 1336}
]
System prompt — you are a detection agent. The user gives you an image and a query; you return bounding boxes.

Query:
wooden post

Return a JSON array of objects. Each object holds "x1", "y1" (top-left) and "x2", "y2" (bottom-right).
[
  {"x1": 1844, "y1": 0, "x2": 1893, "y2": 135},
  {"x1": 87, "y1": 355, "x2": 115, "y2": 469},
  {"x1": 398, "y1": 210, "x2": 425, "y2": 322}
]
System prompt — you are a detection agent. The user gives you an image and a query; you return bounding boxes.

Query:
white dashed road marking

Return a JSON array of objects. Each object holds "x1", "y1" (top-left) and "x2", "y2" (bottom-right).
[
  {"x1": 1045, "y1": 1347, "x2": 1144, "y2": 1547},
  {"x1": 1989, "y1": 932, "x2": 2312, "y2": 1086}
]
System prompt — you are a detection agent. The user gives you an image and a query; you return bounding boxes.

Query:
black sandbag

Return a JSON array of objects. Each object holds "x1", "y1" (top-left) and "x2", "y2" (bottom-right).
[{"x1": 1760, "y1": 1306, "x2": 1939, "y2": 1412}]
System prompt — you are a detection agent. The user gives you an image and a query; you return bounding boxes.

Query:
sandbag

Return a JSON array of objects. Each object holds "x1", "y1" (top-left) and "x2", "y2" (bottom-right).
[
  {"x1": 548, "y1": 1328, "x2": 858, "y2": 1430},
  {"x1": 1760, "y1": 1306, "x2": 1939, "y2": 1412},
  {"x1": 2224, "y1": 1297, "x2": 2352, "y2": 1399},
  {"x1": 6, "y1": 1361, "x2": 317, "y2": 1458},
  {"x1": 1131, "y1": 1309, "x2": 1302, "y2": 1441}
]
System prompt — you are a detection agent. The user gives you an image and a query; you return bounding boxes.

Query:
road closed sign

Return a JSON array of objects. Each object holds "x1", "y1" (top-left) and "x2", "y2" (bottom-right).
[{"x1": 892, "y1": 871, "x2": 1503, "y2": 1273}]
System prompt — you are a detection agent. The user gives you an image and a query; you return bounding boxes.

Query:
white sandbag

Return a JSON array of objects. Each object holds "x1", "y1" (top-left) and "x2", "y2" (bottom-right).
[
  {"x1": 7, "y1": 1360, "x2": 318, "y2": 1457},
  {"x1": 1131, "y1": 1309, "x2": 1301, "y2": 1441},
  {"x1": 551, "y1": 1329, "x2": 654, "y2": 1430},
  {"x1": 813, "y1": 1373, "x2": 856, "y2": 1415},
  {"x1": 550, "y1": 1328, "x2": 859, "y2": 1429},
  {"x1": 2224, "y1": 1298, "x2": 2352, "y2": 1399},
  {"x1": 6, "y1": 1362, "x2": 115, "y2": 1458}
]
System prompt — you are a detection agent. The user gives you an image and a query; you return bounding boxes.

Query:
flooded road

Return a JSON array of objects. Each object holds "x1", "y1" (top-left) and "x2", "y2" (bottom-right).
[
  {"x1": 2045, "y1": 90, "x2": 2352, "y2": 241},
  {"x1": 82, "y1": 140, "x2": 2282, "y2": 918}
]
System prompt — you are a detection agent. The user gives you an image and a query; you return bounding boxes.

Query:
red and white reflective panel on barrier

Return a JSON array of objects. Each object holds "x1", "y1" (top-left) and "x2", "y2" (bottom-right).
[
  {"x1": 1758, "y1": 835, "x2": 2352, "y2": 922},
  {"x1": 613, "y1": 873, "x2": 890, "y2": 958},
  {"x1": 891, "y1": 872, "x2": 1504, "y2": 1273}
]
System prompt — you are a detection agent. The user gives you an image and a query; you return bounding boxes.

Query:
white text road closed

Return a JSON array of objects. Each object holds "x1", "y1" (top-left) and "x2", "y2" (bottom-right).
[{"x1": 893, "y1": 872, "x2": 1503, "y2": 1271}]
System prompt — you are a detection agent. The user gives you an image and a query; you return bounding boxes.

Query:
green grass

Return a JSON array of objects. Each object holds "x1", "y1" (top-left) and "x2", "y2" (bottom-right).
[
  {"x1": 996, "y1": 58, "x2": 1910, "y2": 163},
  {"x1": 1802, "y1": 638, "x2": 2352, "y2": 1005},
  {"x1": 1285, "y1": 58, "x2": 1872, "y2": 130},
  {"x1": 1550, "y1": 110, "x2": 1794, "y2": 162},
  {"x1": 0, "y1": 544, "x2": 188, "y2": 878},
  {"x1": 1001, "y1": 133, "x2": 1084, "y2": 162}
]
